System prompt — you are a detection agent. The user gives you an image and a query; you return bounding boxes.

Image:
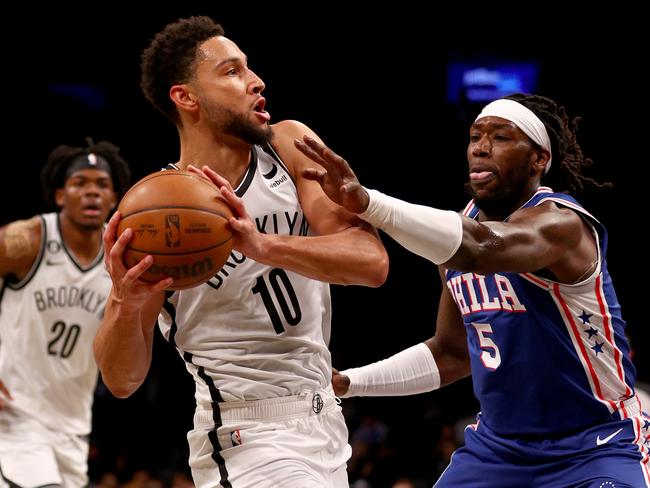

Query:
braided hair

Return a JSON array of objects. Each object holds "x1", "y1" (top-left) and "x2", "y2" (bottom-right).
[
  {"x1": 140, "y1": 16, "x2": 225, "y2": 123},
  {"x1": 40, "y1": 138, "x2": 131, "y2": 205},
  {"x1": 504, "y1": 93, "x2": 610, "y2": 193}
]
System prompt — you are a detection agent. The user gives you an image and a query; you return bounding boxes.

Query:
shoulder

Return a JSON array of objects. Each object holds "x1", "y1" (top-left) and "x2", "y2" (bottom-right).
[
  {"x1": 269, "y1": 120, "x2": 323, "y2": 176},
  {"x1": 271, "y1": 120, "x2": 318, "y2": 140},
  {"x1": 509, "y1": 200, "x2": 586, "y2": 246},
  {"x1": 0, "y1": 215, "x2": 43, "y2": 277},
  {"x1": 1, "y1": 216, "x2": 43, "y2": 251}
]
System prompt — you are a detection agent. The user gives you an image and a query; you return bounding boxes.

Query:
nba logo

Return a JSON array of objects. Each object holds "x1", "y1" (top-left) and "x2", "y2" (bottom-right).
[
  {"x1": 230, "y1": 429, "x2": 242, "y2": 446},
  {"x1": 165, "y1": 214, "x2": 180, "y2": 247}
]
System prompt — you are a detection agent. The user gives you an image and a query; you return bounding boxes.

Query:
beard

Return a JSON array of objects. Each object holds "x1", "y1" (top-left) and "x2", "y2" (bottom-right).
[
  {"x1": 201, "y1": 98, "x2": 273, "y2": 146},
  {"x1": 78, "y1": 220, "x2": 104, "y2": 232},
  {"x1": 465, "y1": 161, "x2": 532, "y2": 218}
]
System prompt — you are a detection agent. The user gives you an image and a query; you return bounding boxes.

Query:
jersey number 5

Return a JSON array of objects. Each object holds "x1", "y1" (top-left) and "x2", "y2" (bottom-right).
[
  {"x1": 253, "y1": 268, "x2": 302, "y2": 334},
  {"x1": 471, "y1": 322, "x2": 501, "y2": 370}
]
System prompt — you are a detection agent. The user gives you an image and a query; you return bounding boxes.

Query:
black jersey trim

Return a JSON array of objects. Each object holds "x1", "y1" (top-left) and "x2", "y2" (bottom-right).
[
  {"x1": 56, "y1": 214, "x2": 104, "y2": 273},
  {"x1": 233, "y1": 146, "x2": 258, "y2": 198},
  {"x1": 162, "y1": 290, "x2": 178, "y2": 347},
  {"x1": 194, "y1": 363, "x2": 230, "y2": 486},
  {"x1": 196, "y1": 366, "x2": 230, "y2": 486},
  {"x1": 263, "y1": 143, "x2": 295, "y2": 185}
]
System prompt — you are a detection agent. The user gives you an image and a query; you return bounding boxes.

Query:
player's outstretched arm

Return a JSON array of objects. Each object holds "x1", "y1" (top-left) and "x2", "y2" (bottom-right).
[
  {"x1": 334, "y1": 267, "x2": 470, "y2": 398},
  {"x1": 93, "y1": 211, "x2": 169, "y2": 398},
  {"x1": 296, "y1": 136, "x2": 463, "y2": 266},
  {"x1": 296, "y1": 137, "x2": 593, "y2": 279}
]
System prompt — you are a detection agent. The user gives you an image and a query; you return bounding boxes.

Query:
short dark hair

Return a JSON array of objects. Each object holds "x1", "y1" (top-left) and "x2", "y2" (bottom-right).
[
  {"x1": 140, "y1": 16, "x2": 225, "y2": 123},
  {"x1": 505, "y1": 93, "x2": 610, "y2": 193},
  {"x1": 40, "y1": 138, "x2": 131, "y2": 205}
]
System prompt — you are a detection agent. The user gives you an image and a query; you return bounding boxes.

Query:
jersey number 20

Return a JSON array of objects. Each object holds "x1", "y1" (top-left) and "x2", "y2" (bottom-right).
[{"x1": 47, "y1": 320, "x2": 81, "y2": 358}]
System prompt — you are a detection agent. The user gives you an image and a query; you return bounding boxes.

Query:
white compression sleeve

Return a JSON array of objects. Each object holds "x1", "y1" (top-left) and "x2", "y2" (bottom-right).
[
  {"x1": 340, "y1": 342, "x2": 440, "y2": 398},
  {"x1": 358, "y1": 189, "x2": 463, "y2": 264}
]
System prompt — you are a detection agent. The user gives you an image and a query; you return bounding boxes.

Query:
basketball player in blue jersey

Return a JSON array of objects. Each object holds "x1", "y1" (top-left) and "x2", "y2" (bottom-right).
[
  {"x1": 0, "y1": 140, "x2": 130, "y2": 487},
  {"x1": 295, "y1": 93, "x2": 649, "y2": 487},
  {"x1": 94, "y1": 16, "x2": 388, "y2": 488}
]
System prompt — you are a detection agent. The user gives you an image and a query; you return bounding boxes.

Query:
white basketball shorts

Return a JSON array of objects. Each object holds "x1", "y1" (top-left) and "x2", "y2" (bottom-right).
[
  {"x1": 0, "y1": 409, "x2": 88, "y2": 487},
  {"x1": 188, "y1": 386, "x2": 351, "y2": 488}
]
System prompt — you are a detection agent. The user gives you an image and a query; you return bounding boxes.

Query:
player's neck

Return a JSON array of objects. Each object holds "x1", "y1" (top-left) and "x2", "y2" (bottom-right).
[
  {"x1": 177, "y1": 134, "x2": 253, "y2": 188},
  {"x1": 58, "y1": 213, "x2": 102, "y2": 266}
]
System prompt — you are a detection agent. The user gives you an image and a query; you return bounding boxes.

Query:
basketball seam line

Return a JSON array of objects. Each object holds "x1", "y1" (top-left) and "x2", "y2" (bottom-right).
[
  {"x1": 120, "y1": 206, "x2": 231, "y2": 220},
  {"x1": 126, "y1": 235, "x2": 233, "y2": 256}
]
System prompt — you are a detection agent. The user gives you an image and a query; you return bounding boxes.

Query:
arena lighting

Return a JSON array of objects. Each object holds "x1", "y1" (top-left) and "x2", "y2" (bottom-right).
[{"x1": 447, "y1": 61, "x2": 539, "y2": 103}]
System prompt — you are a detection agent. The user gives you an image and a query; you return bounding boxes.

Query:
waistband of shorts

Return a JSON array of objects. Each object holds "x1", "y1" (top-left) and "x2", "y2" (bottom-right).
[
  {"x1": 194, "y1": 385, "x2": 338, "y2": 426},
  {"x1": 616, "y1": 394, "x2": 643, "y2": 419},
  {"x1": 482, "y1": 395, "x2": 645, "y2": 440}
]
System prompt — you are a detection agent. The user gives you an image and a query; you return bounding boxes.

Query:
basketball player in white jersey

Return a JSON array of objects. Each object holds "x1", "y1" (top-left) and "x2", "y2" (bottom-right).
[
  {"x1": 0, "y1": 140, "x2": 130, "y2": 487},
  {"x1": 94, "y1": 16, "x2": 388, "y2": 488}
]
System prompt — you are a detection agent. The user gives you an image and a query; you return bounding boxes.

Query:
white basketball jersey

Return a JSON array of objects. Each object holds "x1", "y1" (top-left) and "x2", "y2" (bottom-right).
[
  {"x1": 0, "y1": 213, "x2": 109, "y2": 435},
  {"x1": 158, "y1": 146, "x2": 333, "y2": 404}
]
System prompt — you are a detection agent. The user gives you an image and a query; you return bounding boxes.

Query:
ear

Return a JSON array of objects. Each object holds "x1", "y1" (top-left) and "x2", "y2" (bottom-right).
[
  {"x1": 532, "y1": 148, "x2": 551, "y2": 175},
  {"x1": 54, "y1": 188, "x2": 65, "y2": 207},
  {"x1": 109, "y1": 191, "x2": 117, "y2": 211},
  {"x1": 170, "y1": 84, "x2": 199, "y2": 112}
]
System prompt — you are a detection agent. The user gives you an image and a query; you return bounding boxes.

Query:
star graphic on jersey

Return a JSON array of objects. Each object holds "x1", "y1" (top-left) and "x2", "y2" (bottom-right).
[
  {"x1": 591, "y1": 341, "x2": 604, "y2": 355},
  {"x1": 583, "y1": 327, "x2": 599, "y2": 339},
  {"x1": 643, "y1": 419, "x2": 649, "y2": 431},
  {"x1": 578, "y1": 310, "x2": 593, "y2": 324}
]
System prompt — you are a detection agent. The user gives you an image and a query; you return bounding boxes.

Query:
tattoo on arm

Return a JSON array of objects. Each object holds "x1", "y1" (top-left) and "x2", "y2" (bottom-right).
[{"x1": 4, "y1": 217, "x2": 40, "y2": 259}]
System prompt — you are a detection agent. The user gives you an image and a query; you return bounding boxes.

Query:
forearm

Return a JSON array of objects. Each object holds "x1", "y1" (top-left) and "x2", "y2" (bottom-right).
[
  {"x1": 340, "y1": 343, "x2": 440, "y2": 397},
  {"x1": 359, "y1": 189, "x2": 463, "y2": 265},
  {"x1": 251, "y1": 224, "x2": 388, "y2": 286},
  {"x1": 93, "y1": 295, "x2": 155, "y2": 398}
]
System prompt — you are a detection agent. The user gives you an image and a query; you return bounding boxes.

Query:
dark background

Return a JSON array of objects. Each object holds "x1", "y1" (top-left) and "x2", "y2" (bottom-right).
[{"x1": 2, "y1": 6, "x2": 646, "y2": 486}]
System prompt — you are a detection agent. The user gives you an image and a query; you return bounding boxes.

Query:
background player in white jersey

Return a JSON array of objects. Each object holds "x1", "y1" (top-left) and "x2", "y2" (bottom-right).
[
  {"x1": 0, "y1": 139, "x2": 130, "y2": 487},
  {"x1": 296, "y1": 93, "x2": 648, "y2": 487},
  {"x1": 93, "y1": 16, "x2": 388, "y2": 488}
]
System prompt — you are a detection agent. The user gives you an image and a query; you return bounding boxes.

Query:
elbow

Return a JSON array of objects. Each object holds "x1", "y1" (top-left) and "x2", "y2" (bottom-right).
[
  {"x1": 102, "y1": 378, "x2": 139, "y2": 399},
  {"x1": 366, "y1": 252, "x2": 389, "y2": 287},
  {"x1": 450, "y1": 235, "x2": 505, "y2": 275},
  {"x1": 98, "y1": 367, "x2": 142, "y2": 399}
]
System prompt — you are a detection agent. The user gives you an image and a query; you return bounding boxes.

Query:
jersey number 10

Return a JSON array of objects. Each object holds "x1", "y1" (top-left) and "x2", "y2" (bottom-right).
[{"x1": 253, "y1": 268, "x2": 302, "y2": 334}]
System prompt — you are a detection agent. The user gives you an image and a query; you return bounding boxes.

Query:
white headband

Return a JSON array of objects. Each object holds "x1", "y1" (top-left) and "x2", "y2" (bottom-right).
[{"x1": 475, "y1": 98, "x2": 553, "y2": 174}]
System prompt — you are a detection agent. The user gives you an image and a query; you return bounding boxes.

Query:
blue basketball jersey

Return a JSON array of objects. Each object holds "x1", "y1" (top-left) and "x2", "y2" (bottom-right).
[{"x1": 446, "y1": 187, "x2": 639, "y2": 437}]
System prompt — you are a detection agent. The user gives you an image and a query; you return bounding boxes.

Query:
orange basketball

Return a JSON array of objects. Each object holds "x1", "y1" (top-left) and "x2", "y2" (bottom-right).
[{"x1": 116, "y1": 170, "x2": 233, "y2": 290}]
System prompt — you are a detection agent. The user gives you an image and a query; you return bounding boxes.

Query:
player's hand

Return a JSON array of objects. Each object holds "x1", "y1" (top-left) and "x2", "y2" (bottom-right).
[
  {"x1": 0, "y1": 378, "x2": 13, "y2": 410},
  {"x1": 295, "y1": 136, "x2": 370, "y2": 214},
  {"x1": 188, "y1": 165, "x2": 265, "y2": 261},
  {"x1": 332, "y1": 368, "x2": 351, "y2": 397},
  {"x1": 103, "y1": 212, "x2": 173, "y2": 310}
]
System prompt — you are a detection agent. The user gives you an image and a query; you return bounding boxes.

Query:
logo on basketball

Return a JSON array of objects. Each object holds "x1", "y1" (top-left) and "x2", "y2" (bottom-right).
[
  {"x1": 147, "y1": 257, "x2": 214, "y2": 280},
  {"x1": 165, "y1": 214, "x2": 180, "y2": 247}
]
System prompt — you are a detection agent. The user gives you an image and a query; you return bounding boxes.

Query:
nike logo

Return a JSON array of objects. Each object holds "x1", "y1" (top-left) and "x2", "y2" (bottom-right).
[
  {"x1": 596, "y1": 427, "x2": 623, "y2": 446},
  {"x1": 46, "y1": 259, "x2": 64, "y2": 266}
]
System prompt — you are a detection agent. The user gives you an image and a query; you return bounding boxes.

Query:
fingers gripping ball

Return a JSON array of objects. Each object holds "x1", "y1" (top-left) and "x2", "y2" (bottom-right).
[{"x1": 116, "y1": 170, "x2": 233, "y2": 290}]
